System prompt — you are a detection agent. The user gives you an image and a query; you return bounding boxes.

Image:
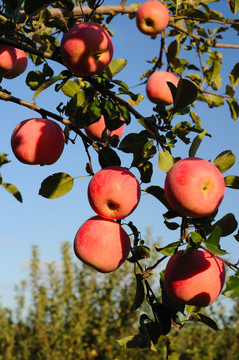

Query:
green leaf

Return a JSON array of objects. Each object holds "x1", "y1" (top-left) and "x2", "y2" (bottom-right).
[
  {"x1": 190, "y1": 232, "x2": 203, "y2": 243},
  {"x1": 128, "y1": 245, "x2": 151, "y2": 263},
  {"x1": 98, "y1": 147, "x2": 121, "y2": 168},
  {"x1": 164, "y1": 220, "x2": 180, "y2": 230},
  {"x1": 190, "y1": 313, "x2": 219, "y2": 331},
  {"x1": 33, "y1": 75, "x2": 66, "y2": 101},
  {"x1": 158, "y1": 152, "x2": 175, "y2": 173},
  {"x1": 130, "y1": 273, "x2": 145, "y2": 311},
  {"x1": 1, "y1": 183, "x2": 22, "y2": 203},
  {"x1": 227, "y1": 98, "x2": 239, "y2": 121},
  {"x1": 127, "y1": 93, "x2": 144, "y2": 106},
  {"x1": 165, "y1": 338, "x2": 179, "y2": 360},
  {"x1": 197, "y1": 93, "x2": 224, "y2": 108},
  {"x1": 106, "y1": 58, "x2": 127, "y2": 78},
  {"x1": 213, "y1": 213, "x2": 238, "y2": 237},
  {"x1": 228, "y1": 0, "x2": 239, "y2": 14},
  {"x1": 224, "y1": 175, "x2": 239, "y2": 189},
  {"x1": 190, "y1": 110, "x2": 202, "y2": 127},
  {"x1": 223, "y1": 276, "x2": 239, "y2": 298},
  {"x1": 0, "y1": 153, "x2": 10, "y2": 167},
  {"x1": 189, "y1": 129, "x2": 208, "y2": 157},
  {"x1": 26, "y1": 70, "x2": 45, "y2": 91},
  {"x1": 214, "y1": 150, "x2": 236, "y2": 173},
  {"x1": 137, "y1": 161, "x2": 153, "y2": 183},
  {"x1": 203, "y1": 226, "x2": 227, "y2": 255},
  {"x1": 155, "y1": 241, "x2": 180, "y2": 256},
  {"x1": 229, "y1": 63, "x2": 239, "y2": 88},
  {"x1": 144, "y1": 185, "x2": 172, "y2": 210},
  {"x1": 60, "y1": 79, "x2": 81, "y2": 98},
  {"x1": 39, "y1": 173, "x2": 74, "y2": 199},
  {"x1": 118, "y1": 133, "x2": 148, "y2": 153}
]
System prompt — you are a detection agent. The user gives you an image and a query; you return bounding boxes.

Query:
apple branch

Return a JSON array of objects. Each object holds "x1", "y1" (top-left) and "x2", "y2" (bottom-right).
[{"x1": 199, "y1": 244, "x2": 239, "y2": 272}]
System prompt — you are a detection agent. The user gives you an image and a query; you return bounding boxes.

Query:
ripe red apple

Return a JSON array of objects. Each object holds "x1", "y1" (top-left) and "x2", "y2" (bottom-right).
[
  {"x1": 136, "y1": 0, "x2": 170, "y2": 36},
  {"x1": 3, "y1": 48, "x2": 28, "y2": 79},
  {"x1": 84, "y1": 115, "x2": 125, "y2": 142},
  {"x1": 88, "y1": 166, "x2": 141, "y2": 220},
  {"x1": 146, "y1": 71, "x2": 179, "y2": 105},
  {"x1": 164, "y1": 157, "x2": 225, "y2": 218},
  {"x1": 74, "y1": 215, "x2": 131, "y2": 273},
  {"x1": 11, "y1": 118, "x2": 65, "y2": 165},
  {"x1": 60, "y1": 22, "x2": 114, "y2": 77},
  {"x1": 0, "y1": 44, "x2": 17, "y2": 74},
  {"x1": 164, "y1": 249, "x2": 226, "y2": 307}
]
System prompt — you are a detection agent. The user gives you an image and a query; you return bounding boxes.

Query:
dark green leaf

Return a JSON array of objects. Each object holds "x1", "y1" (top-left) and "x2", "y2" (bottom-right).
[
  {"x1": 224, "y1": 175, "x2": 239, "y2": 189},
  {"x1": 98, "y1": 147, "x2": 121, "y2": 168},
  {"x1": 214, "y1": 150, "x2": 236, "y2": 173},
  {"x1": 171, "y1": 78, "x2": 198, "y2": 110},
  {"x1": 118, "y1": 133, "x2": 148, "y2": 153},
  {"x1": 26, "y1": 70, "x2": 45, "y2": 91},
  {"x1": 130, "y1": 273, "x2": 145, "y2": 311},
  {"x1": 1, "y1": 183, "x2": 22, "y2": 203},
  {"x1": 190, "y1": 313, "x2": 219, "y2": 331},
  {"x1": 39, "y1": 173, "x2": 74, "y2": 199},
  {"x1": 152, "y1": 303, "x2": 171, "y2": 335},
  {"x1": 213, "y1": 213, "x2": 238, "y2": 237},
  {"x1": 164, "y1": 220, "x2": 180, "y2": 230},
  {"x1": 137, "y1": 161, "x2": 153, "y2": 183},
  {"x1": 223, "y1": 276, "x2": 239, "y2": 298},
  {"x1": 144, "y1": 185, "x2": 171, "y2": 210},
  {"x1": 128, "y1": 245, "x2": 151, "y2": 263}
]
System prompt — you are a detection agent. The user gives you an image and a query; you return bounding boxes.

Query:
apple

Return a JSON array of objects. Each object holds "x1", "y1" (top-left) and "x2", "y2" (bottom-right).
[
  {"x1": 60, "y1": 22, "x2": 114, "y2": 77},
  {"x1": 84, "y1": 115, "x2": 125, "y2": 142},
  {"x1": 136, "y1": 0, "x2": 170, "y2": 36},
  {"x1": 164, "y1": 249, "x2": 226, "y2": 307},
  {"x1": 3, "y1": 48, "x2": 28, "y2": 79},
  {"x1": 74, "y1": 215, "x2": 131, "y2": 273},
  {"x1": 164, "y1": 157, "x2": 225, "y2": 218},
  {"x1": 11, "y1": 118, "x2": 65, "y2": 165},
  {"x1": 88, "y1": 166, "x2": 141, "y2": 220},
  {"x1": 146, "y1": 71, "x2": 179, "y2": 105},
  {"x1": 0, "y1": 44, "x2": 17, "y2": 74}
]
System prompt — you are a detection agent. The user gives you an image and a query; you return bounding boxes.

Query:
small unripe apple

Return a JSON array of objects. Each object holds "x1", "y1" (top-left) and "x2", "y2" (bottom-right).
[
  {"x1": 74, "y1": 215, "x2": 131, "y2": 273},
  {"x1": 164, "y1": 157, "x2": 225, "y2": 218},
  {"x1": 60, "y1": 22, "x2": 114, "y2": 77},
  {"x1": 146, "y1": 71, "x2": 179, "y2": 105},
  {"x1": 88, "y1": 166, "x2": 141, "y2": 220},
  {"x1": 164, "y1": 249, "x2": 226, "y2": 307},
  {"x1": 84, "y1": 115, "x2": 125, "y2": 142},
  {"x1": 3, "y1": 48, "x2": 28, "y2": 79},
  {"x1": 11, "y1": 118, "x2": 65, "y2": 165},
  {"x1": 0, "y1": 44, "x2": 17, "y2": 74},
  {"x1": 136, "y1": 0, "x2": 170, "y2": 36}
]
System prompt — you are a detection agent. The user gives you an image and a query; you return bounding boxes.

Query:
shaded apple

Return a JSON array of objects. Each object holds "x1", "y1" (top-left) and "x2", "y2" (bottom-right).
[
  {"x1": 3, "y1": 48, "x2": 28, "y2": 79},
  {"x1": 60, "y1": 22, "x2": 114, "y2": 77},
  {"x1": 136, "y1": 0, "x2": 170, "y2": 36},
  {"x1": 146, "y1": 71, "x2": 179, "y2": 105},
  {"x1": 74, "y1": 215, "x2": 131, "y2": 273},
  {"x1": 0, "y1": 44, "x2": 17, "y2": 74},
  {"x1": 11, "y1": 118, "x2": 65, "y2": 165},
  {"x1": 88, "y1": 166, "x2": 141, "y2": 220},
  {"x1": 84, "y1": 115, "x2": 125, "y2": 142},
  {"x1": 164, "y1": 157, "x2": 225, "y2": 218},
  {"x1": 164, "y1": 249, "x2": 226, "y2": 307}
]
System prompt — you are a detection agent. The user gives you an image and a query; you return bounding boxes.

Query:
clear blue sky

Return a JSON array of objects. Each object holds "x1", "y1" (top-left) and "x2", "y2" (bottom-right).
[{"x1": 0, "y1": 0, "x2": 238, "y2": 313}]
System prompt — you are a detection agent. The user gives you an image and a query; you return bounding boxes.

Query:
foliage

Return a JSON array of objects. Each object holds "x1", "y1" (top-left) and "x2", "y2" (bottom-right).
[{"x1": 0, "y1": 0, "x2": 239, "y2": 357}]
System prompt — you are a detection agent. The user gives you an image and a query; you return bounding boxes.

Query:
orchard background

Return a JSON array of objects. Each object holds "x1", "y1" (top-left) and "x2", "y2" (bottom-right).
[{"x1": 0, "y1": 0, "x2": 239, "y2": 358}]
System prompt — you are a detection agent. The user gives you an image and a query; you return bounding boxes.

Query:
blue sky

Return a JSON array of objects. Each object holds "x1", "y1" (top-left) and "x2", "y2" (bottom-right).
[{"x1": 0, "y1": 0, "x2": 239, "y2": 313}]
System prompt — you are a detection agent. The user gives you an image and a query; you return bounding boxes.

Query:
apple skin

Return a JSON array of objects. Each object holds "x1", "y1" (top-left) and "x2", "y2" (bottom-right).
[
  {"x1": 146, "y1": 71, "x2": 179, "y2": 105},
  {"x1": 60, "y1": 22, "x2": 114, "y2": 77},
  {"x1": 11, "y1": 118, "x2": 65, "y2": 165},
  {"x1": 73, "y1": 215, "x2": 131, "y2": 273},
  {"x1": 3, "y1": 48, "x2": 28, "y2": 79},
  {"x1": 84, "y1": 115, "x2": 125, "y2": 142},
  {"x1": 136, "y1": 0, "x2": 170, "y2": 36},
  {"x1": 164, "y1": 157, "x2": 225, "y2": 218},
  {"x1": 0, "y1": 44, "x2": 17, "y2": 74},
  {"x1": 164, "y1": 249, "x2": 226, "y2": 307},
  {"x1": 88, "y1": 166, "x2": 141, "y2": 220}
]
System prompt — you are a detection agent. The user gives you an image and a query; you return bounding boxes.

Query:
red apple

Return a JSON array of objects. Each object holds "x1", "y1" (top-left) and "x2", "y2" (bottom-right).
[
  {"x1": 84, "y1": 115, "x2": 125, "y2": 142},
  {"x1": 146, "y1": 71, "x2": 179, "y2": 105},
  {"x1": 164, "y1": 157, "x2": 225, "y2": 218},
  {"x1": 74, "y1": 215, "x2": 131, "y2": 273},
  {"x1": 11, "y1": 118, "x2": 65, "y2": 165},
  {"x1": 88, "y1": 166, "x2": 141, "y2": 220},
  {"x1": 164, "y1": 249, "x2": 226, "y2": 307},
  {"x1": 136, "y1": 0, "x2": 170, "y2": 36},
  {"x1": 3, "y1": 48, "x2": 28, "y2": 79},
  {"x1": 0, "y1": 44, "x2": 17, "y2": 74},
  {"x1": 60, "y1": 22, "x2": 114, "y2": 77}
]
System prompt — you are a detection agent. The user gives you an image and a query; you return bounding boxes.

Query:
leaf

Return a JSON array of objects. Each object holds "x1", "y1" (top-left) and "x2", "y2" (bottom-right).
[
  {"x1": 214, "y1": 150, "x2": 236, "y2": 173},
  {"x1": 165, "y1": 338, "x2": 179, "y2": 360},
  {"x1": 213, "y1": 213, "x2": 238, "y2": 237},
  {"x1": 152, "y1": 303, "x2": 172, "y2": 335},
  {"x1": 98, "y1": 147, "x2": 121, "y2": 168},
  {"x1": 190, "y1": 313, "x2": 219, "y2": 331},
  {"x1": 190, "y1": 232, "x2": 203, "y2": 243},
  {"x1": 60, "y1": 79, "x2": 81, "y2": 98},
  {"x1": 127, "y1": 93, "x2": 144, "y2": 106},
  {"x1": 164, "y1": 220, "x2": 180, "y2": 230},
  {"x1": 189, "y1": 129, "x2": 208, "y2": 157},
  {"x1": 155, "y1": 241, "x2": 180, "y2": 256},
  {"x1": 26, "y1": 70, "x2": 45, "y2": 91},
  {"x1": 118, "y1": 133, "x2": 148, "y2": 153},
  {"x1": 144, "y1": 185, "x2": 171, "y2": 210},
  {"x1": 227, "y1": 98, "x2": 239, "y2": 121},
  {"x1": 106, "y1": 58, "x2": 127, "y2": 78},
  {"x1": 24, "y1": 0, "x2": 74, "y2": 15},
  {"x1": 229, "y1": 62, "x2": 239, "y2": 88},
  {"x1": 228, "y1": 0, "x2": 239, "y2": 13},
  {"x1": 223, "y1": 276, "x2": 239, "y2": 298},
  {"x1": 171, "y1": 78, "x2": 198, "y2": 109},
  {"x1": 203, "y1": 226, "x2": 227, "y2": 255},
  {"x1": 158, "y1": 152, "x2": 175, "y2": 173},
  {"x1": 0, "y1": 153, "x2": 10, "y2": 167},
  {"x1": 224, "y1": 175, "x2": 239, "y2": 189},
  {"x1": 128, "y1": 245, "x2": 151, "y2": 263},
  {"x1": 1, "y1": 183, "x2": 22, "y2": 203},
  {"x1": 190, "y1": 110, "x2": 202, "y2": 127},
  {"x1": 39, "y1": 173, "x2": 74, "y2": 199},
  {"x1": 130, "y1": 273, "x2": 145, "y2": 311},
  {"x1": 33, "y1": 75, "x2": 66, "y2": 101},
  {"x1": 197, "y1": 93, "x2": 224, "y2": 108},
  {"x1": 137, "y1": 161, "x2": 153, "y2": 183}
]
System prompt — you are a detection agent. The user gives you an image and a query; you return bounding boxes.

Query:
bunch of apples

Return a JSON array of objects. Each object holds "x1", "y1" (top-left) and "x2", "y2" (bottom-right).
[{"x1": 9, "y1": 1, "x2": 227, "y2": 307}]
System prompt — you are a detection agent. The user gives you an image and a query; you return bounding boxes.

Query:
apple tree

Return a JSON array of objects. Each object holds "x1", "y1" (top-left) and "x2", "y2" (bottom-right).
[{"x1": 1, "y1": 0, "x2": 239, "y2": 357}]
